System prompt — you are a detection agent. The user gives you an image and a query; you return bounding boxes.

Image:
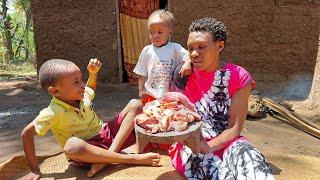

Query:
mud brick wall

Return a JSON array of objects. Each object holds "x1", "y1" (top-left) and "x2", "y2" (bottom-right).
[
  {"x1": 31, "y1": 0, "x2": 119, "y2": 82},
  {"x1": 31, "y1": 0, "x2": 320, "y2": 97},
  {"x1": 170, "y1": 0, "x2": 320, "y2": 97}
]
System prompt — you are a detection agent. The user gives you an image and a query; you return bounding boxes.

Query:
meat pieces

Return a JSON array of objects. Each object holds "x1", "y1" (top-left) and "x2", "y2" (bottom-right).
[{"x1": 134, "y1": 100, "x2": 200, "y2": 133}]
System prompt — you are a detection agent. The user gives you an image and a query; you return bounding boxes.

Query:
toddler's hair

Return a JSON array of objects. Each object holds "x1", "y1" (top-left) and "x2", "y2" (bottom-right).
[
  {"x1": 148, "y1": 9, "x2": 174, "y2": 30},
  {"x1": 189, "y1": 17, "x2": 228, "y2": 42},
  {"x1": 39, "y1": 59, "x2": 76, "y2": 90}
]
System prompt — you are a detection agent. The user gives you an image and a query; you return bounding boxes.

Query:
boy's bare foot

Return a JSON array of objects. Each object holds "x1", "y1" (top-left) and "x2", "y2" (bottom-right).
[
  {"x1": 128, "y1": 152, "x2": 161, "y2": 166},
  {"x1": 86, "y1": 152, "x2": 161, "y2": 178},
  {"x1": 87, "y1": 163, "x2": 107, "y2": 177},
  {"x1": 18, "y1": 171, "x2": 41, "y2": 180}
]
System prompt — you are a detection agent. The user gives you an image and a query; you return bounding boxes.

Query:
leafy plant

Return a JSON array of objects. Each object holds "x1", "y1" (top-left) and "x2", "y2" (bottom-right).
[{"x1": 0, "y1": 0, "x2": 35, "y2": 65}]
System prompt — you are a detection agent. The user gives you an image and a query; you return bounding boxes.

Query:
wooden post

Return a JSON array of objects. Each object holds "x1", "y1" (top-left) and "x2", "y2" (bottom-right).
[{"x1": 115, "y1": 0, "x2": 123, "y2": 83}]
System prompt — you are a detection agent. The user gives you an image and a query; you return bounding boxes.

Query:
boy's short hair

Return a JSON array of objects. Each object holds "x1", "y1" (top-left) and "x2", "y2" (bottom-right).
[
  {"x1": 148, "y1": 9, "x2": 174, "y2": 30},
  {"x1": 189, "y1": 17, "x2": 228, "y2": 42},
  {"x1": 39, "y1": 59, "x2": 75, "y2": 90}
]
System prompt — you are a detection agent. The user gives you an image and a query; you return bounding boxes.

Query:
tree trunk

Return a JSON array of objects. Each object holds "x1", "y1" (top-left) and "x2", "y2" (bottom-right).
[
  {"x1": 2, "y1": 47, "x2": 9, "y2": 65},
  {"x1": 1, "y1": 0, "x2": 14, "y2": 62},
  {"x1": 307, "y1": 35, "x2": 320, "y2": 111},
  {"x1": 23, "y1": 1, "x2": 32, "y2": 61},
  {"x1": 1, "y1": 33, "x2": 9, "y2": 65},
  {"x1": 4, "y1": 21, "x2": 14, "y2": 61}
]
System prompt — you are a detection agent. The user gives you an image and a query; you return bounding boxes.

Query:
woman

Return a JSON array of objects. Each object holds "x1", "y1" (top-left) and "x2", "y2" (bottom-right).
[{"x1": 163, "y1": 17, "x2": 274, "y2": 179}]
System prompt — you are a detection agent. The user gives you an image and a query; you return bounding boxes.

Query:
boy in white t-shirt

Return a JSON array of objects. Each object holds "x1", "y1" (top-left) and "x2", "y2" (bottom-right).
[{"x1": 133, "y1": 9, "x2": 192, "y2": 104}]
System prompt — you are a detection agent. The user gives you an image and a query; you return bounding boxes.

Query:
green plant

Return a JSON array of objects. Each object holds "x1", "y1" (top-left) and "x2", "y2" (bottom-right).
[{"x1": 0, "y1": 0, "x2": 35, "y2": 65}]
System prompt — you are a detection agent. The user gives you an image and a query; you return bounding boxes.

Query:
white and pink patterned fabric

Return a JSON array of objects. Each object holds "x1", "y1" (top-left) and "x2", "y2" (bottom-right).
[{"x1": 170, "y1": 63, "x2": 274, "y2": 180}]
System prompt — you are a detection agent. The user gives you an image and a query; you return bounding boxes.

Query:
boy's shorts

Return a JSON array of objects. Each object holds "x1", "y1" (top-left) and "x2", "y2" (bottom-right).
[
  {"x1": 69, "y1": 113, "x2": 136, "y2": 168},
  {"x1": 141, "y1": 94, "x2": 156, "y2": 105}
]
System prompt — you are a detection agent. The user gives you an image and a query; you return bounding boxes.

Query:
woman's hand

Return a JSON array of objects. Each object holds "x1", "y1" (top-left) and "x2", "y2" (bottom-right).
[
  {"x1": 162, "y1": 92, "x2": 194, "y2": 111},
  {"x1": 87, "y1": 58, "x2": 101, "y2": 74},
  {"x1": 200, "y1": 137, "x2": 211, "y2": 154}
]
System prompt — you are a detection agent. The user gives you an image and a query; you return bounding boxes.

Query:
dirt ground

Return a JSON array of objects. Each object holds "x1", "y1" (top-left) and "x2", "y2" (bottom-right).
[{"x1": 0, "y1": 78, "x2": 319, "y2": 170}]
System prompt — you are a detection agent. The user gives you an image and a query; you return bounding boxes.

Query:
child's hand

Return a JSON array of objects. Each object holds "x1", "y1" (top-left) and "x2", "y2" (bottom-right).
[
  {"x1": 87, "y1": 58, "x2": 101, "y2": 74},
  {"x1": 139, "y1": 90, "x2": 148, "y2": 98},
  {"x1": 179, "y1": 63, "x2": 192, "y2": 77}
]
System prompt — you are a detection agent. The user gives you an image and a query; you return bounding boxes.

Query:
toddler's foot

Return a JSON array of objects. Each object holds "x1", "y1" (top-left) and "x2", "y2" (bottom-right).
[
  {"x1": 87, "y1": 163, "x2": 107, "y2": 178},
  {"x1": 129, "y1": 152, "x2": 161, "y2": 166}
]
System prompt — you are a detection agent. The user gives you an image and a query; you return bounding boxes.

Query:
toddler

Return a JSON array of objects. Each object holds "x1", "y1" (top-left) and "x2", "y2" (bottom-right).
[{"x1": 133, "y1": 9, "x2": 192, "y2": 104}]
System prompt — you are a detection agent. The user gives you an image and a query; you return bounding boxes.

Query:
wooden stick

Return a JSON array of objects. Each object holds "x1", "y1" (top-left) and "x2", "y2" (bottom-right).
[
  {"x1": 290, "y1": 111, "x2": 320, "y2": 130},
  {"x1": 262, "y1": 98, "x2": 320, "y2": 139}
]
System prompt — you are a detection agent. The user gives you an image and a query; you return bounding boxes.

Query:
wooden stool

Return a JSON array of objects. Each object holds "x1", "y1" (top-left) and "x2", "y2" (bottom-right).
[{"x1": 135, "y1": 121, "x2": 202, "y2": 153}]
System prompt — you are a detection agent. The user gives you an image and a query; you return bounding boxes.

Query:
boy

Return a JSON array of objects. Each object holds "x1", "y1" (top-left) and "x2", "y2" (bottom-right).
[{"x1": 20, "y1": 59, "x2": 160, "y2": 180}]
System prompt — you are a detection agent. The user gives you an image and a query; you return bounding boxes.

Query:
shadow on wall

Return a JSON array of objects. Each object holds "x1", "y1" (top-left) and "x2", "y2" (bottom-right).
[{"x1": 171, "y1": 0, "x2": 319, "y2": 100}]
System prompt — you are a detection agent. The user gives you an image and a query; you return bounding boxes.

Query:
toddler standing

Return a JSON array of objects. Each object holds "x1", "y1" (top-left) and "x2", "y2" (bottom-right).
[{"x1": 133, "y1": 9, "x2": 192, "y2": 104}]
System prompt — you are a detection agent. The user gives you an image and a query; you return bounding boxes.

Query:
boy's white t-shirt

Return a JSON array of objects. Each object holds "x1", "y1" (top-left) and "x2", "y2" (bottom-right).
[{"x1": 133, "y1": 42, "x2": 189, "y2": 99}]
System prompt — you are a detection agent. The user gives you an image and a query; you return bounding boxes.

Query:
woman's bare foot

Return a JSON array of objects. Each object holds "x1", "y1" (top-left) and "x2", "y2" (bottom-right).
[
  {"x1": 128, "y1": 152, "x2": 161, "y2": 166},
  {"x1": 87, "y1": 163, "x2": 108, "y2": 178}
]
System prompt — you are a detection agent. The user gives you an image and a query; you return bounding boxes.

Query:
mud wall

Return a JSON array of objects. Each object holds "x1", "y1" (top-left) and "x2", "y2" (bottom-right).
[
  {"x1": 170, "y1": 0, "x2": 320, "y2": 98},
  {"x1": 31, "y1": 0, "x2": 320, "y2": 98},
  {"x1": 31, "y1": 0, "x2": 119, "y2": 82}
]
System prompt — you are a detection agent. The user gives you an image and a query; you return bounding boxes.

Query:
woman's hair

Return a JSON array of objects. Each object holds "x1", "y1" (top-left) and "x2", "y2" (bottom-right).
[
  {"x1": 148, "y1": 9, "x2": 174, "y2": 30},
  {"x1": 39, "y1": 59, "x2": 75, "y2": 90},
  {"x1": 189, "y1": 17, "x2": 228, "y2": 42}
]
